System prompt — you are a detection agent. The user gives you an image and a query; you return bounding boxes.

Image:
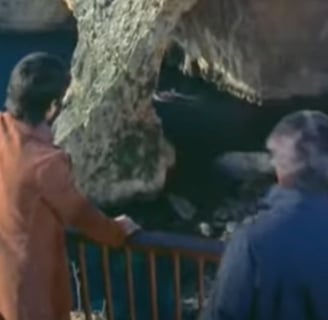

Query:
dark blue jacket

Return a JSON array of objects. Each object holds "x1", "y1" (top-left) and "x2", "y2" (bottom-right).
[{"x1": 202, "y1": 185, "x2": 328, "y2": 320}]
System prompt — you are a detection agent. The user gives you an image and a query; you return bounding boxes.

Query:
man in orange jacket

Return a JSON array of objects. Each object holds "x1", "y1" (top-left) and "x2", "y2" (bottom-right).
[{"x1": 0, "y1": 52, "x2": 140, "y2": 320}]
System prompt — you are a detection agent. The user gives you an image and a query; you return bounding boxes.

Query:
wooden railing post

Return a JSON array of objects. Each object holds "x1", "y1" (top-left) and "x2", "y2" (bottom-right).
[
  {"x1": 125, "y1": 247, "x2": 137, "y2": 320},
  {"x1": 148, "y1": 251, "x2": 159, "y2": 320},
  {"x1": 78, "y1": 242, "x2": 92, "y2": 320},
  {"x1": 173, "y1": 252, "x2": 182, "y2": 320},
  {"x1": 101, "y1": 247, "x2": 115, "y2": 320}
]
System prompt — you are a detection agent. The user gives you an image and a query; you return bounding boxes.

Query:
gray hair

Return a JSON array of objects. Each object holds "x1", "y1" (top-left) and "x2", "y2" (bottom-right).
[{"x1": 266, "y1": 110, "x2": 328, "y2": 191}]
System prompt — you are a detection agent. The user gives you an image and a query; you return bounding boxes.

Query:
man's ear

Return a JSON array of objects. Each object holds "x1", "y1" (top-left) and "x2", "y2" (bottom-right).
[{"x1": 45, "y1": 100, "x2": 61, "y2": 125}]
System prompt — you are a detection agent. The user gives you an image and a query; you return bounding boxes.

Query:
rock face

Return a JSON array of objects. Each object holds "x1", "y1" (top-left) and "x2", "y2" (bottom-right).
[
  {"x1": 0, "y1": 0, "x2": 72, "y2": 32},
  {"x1": 54, "y1": 0, "x2": 328, "y2": 203},
  {"x1": 174, "y1": 0, "x2": 328, "y2": 100},
  {"x1": 54, "y1": 0, "x2": 198, "y2": 204}
]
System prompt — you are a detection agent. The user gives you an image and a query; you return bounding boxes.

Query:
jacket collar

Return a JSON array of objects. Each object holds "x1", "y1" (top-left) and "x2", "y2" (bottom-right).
[
  {"x1": 32, "y1": 122, "x2": 53, "y2": 144},
  {"x1": 262, "y1": 184, "x2": 328, "y2": 212},
  {"x1": 4, "y1": 112, "x2": 53, "y2": 144}
]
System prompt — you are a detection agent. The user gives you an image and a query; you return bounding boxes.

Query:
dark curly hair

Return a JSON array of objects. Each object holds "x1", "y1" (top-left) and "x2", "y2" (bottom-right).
[{"x1": 5, "y1": 52, "x2": 70, "y2": 126}]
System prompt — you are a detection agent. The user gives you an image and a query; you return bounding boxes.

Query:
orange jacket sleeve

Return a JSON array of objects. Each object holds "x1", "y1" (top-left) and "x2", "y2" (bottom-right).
[{"x1": 36, "y1": 150, "x2": 126, "y2": 248}]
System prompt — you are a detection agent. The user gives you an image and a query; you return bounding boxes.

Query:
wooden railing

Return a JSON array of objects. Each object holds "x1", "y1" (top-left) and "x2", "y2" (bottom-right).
[{"x1": 68, "y1": 231, "x2": 225, "y2": 320}]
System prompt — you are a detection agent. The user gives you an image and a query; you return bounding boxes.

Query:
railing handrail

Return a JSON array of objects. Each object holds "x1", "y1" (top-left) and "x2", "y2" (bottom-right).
[{"x1": 68, "y1": 229, "x2": 225, "y2": 261}]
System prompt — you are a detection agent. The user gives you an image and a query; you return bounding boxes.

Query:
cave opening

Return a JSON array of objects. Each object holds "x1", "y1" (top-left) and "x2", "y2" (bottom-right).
[{"x1": 129, "y1": 42, "x2": 328, "y2": 237}]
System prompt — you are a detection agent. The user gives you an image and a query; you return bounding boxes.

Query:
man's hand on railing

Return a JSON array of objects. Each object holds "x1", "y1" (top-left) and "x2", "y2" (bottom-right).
[{"x1": 114, "y1": 214, "x2": 141, "y2": 237}]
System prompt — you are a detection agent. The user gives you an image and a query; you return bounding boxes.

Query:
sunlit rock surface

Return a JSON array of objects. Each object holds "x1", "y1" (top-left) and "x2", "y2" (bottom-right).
[
  {"x1": 54, "y1": 0, "x2": 199, "y2": 203},
  {"x1": 174, "y1": 0, "x2": 328, "y2": 100}
]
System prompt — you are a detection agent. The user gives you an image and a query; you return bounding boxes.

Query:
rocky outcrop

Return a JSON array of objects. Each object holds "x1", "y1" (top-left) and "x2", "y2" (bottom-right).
[
  {"x1": 174, "y1": 0, "x2": 328, "y2": 101},
  {"x1": 54, "y1": 0, "x2": 199, "y2": 204},
  {"x1": 0, "y1": 0, "x2": 72, "y2": 32},
  {"x1": 54, "y1": 0, "x2": 328, "y2": 203}
]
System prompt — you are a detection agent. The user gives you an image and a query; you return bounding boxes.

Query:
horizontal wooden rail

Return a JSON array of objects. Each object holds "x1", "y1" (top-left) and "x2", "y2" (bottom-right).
[{"x1": 68, "y1": 230, "x2": 225, "y2": 262}]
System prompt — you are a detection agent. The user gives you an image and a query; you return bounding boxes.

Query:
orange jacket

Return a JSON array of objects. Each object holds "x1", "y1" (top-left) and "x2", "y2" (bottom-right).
[{"x1": 0, "y1": 112, "x2": 126, "y2": 320}]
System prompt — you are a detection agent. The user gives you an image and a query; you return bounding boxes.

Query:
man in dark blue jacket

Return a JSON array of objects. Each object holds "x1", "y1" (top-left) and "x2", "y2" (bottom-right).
[{"x1": 202, "y1": 110, "x2": 328, "y2": 320}]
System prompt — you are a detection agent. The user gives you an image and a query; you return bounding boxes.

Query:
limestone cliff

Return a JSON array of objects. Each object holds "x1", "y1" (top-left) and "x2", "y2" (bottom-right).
[
  {"x1": 55, "y1": 0, "x2": 328, "y2": 203},
  {"x1": 0, "y1": 0, "x2": 72, "y2": 32}
]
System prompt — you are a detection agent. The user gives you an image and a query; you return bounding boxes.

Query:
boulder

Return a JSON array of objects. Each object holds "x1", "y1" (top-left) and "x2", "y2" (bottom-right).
[
  {"x1": 54, "y1": 0, "x2": 198, "y2": 203},
  {"x1": 0, "y1": 0, "x2": 72, "y2": 32},
  {"x1": 215, "y1": 152, "x2": 274, "y2": 181}
]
